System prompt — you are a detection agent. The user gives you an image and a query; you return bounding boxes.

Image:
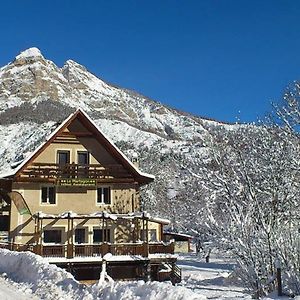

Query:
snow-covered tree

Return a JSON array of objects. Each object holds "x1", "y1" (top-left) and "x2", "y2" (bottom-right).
[{"x1": 201, "y1": 118, "x2": 300, "y2": 296}]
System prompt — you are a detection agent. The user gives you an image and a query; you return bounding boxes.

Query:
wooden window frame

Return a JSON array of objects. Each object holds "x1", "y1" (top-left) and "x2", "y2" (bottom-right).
[
  {"x1": 41, "y1": 186, "x2": 56, "y2": 205},
  {"x1": 77, "y1": 151, "x2": 90, "y2": 165},
  {"x1": 96, "y1": 187, "x2": 111, "y2": 205},
  {"x1": 56, "y1": 150, "x2": 71, "y2": 165}
]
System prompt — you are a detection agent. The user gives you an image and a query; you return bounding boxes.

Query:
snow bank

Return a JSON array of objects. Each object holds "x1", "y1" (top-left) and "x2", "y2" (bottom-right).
[
  {"x1": 99, "y1": 280, "x2": 206, "y2": 300},
  {"x1": 0, "y1": 249, "x2": 90, "y2": 299},
  {"x1": 0, "y1": 249, "x2": 205, "y2": 300}
]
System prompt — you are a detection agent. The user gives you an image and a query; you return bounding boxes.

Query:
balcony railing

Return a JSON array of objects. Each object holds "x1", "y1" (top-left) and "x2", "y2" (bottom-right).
[
  {"x1": 22, "y1": 163, "x2": 130, "y2": 179},
  {"x1": 0, "y1": 242, "x2": 175, "y2": 259}
]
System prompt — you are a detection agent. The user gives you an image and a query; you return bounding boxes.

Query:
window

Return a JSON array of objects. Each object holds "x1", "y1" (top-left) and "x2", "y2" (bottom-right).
[
  {"x1": 75, "y1": 228, "x2": 86, "y2": 244},
  {"x1": 41, "y1": 186, "x2": 56, "y2": 204},
  {"x1": 44, "y1": 230, "x2": 61, "y2": 243},
  {"x1": 150, "y1": 229, "x2": 157, "y2": 242},
  {"x1": 77, "y1": 151, "x2": 89, "y2": 178},
  {"x1": 57, "y1": 150, "x2": 70, "y2": 166},
  {"x1": 93, "y1": 229, "x2": 111, "y2": 243},
  {"x1": 97, "y1": 187, "x2": 111, "y2": 205},
  {"x1": 77, "y1": 151, "x2": 89, "y2": 165},
  {"x1": 140, "y1": 229, "x2": 157, "y2": 241}
]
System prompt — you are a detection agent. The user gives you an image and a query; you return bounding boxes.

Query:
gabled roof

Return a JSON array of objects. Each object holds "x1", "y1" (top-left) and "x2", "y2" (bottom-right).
[{"x1": 1, "y1": 108, "x2": 154, "y2": 185}]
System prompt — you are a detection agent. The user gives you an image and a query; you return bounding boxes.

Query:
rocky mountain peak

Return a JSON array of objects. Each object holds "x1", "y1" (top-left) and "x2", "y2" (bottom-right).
[{"x1": 14, "y1": 47, "x2": 45, "y2": 65}]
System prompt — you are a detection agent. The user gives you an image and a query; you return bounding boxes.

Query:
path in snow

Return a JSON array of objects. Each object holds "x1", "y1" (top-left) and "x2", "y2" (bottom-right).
[{"x1": 177, "y1": 253, "x2": 251, "y2": 300}]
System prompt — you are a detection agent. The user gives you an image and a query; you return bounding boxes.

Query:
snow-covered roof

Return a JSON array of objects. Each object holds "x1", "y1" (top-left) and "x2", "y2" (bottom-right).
[
  {"x1": 0, "y1": 108, "x2": 155, "y2": 183},
  {"x1": 164, "y1": 231, "x2": 193, "y2": 239}
]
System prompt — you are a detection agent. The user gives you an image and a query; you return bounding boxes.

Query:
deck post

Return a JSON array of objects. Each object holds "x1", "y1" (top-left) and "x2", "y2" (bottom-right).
[
  {"x1": 142, "y1": 212, "x2": 149, "y2": 258},
  {"x1": 132, "y1": 217, "x2": 136, "y2": 243},
  {"x1": 71, "y1": 217, "x2": 74, "y2": 257},
  {"x1": 39, "y1": 218, "x2": 43, "y2": 256},
  {"x1": 102, "y1": 213, "x2": 105, "y2": 243},
  {"x1": 34, "y1": 215, "x2": 39, "y2": 254},
  {"x1": 67, "y1": 213, "x2": 74, "y2": 258},
  {"x1": 105, "y1": 217, "x2": 108, "y2": 242}
]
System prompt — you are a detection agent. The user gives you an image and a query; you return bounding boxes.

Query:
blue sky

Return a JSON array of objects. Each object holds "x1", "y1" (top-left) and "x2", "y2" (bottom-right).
[{"x1": 1, "y1": 0, "x2": 300, "y2": 123}]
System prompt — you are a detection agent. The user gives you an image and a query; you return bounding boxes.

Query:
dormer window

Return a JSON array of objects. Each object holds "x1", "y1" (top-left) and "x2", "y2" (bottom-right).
[{"x1": 97, "y1": 187, "x2": 111, "y2": 205}]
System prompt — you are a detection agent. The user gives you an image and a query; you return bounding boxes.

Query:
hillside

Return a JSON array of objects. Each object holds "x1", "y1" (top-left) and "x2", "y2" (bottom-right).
[{"x1": 0, "y1": 47, "x2": 238, "y2": 228}]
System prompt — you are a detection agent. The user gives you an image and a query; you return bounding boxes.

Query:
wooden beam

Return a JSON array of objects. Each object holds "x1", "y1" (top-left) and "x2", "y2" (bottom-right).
[
  {"x1": 15, "y1": 177, "x2": 57, "y2": 183},
  {"x1": 57, "y1": 132, "x2": 94, "y2": 137}
]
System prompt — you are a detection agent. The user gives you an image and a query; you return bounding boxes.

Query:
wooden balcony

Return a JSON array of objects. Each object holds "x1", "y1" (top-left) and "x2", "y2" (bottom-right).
[
  {"x1": 0, "y1": 242, "x2": 175, "y2": 259},
  {"x1": 20, "y1": 163, "x2": 131, "y2": 180},
  {"x1": 44, "y1": 242, "x2": 174, "y2": 258}
]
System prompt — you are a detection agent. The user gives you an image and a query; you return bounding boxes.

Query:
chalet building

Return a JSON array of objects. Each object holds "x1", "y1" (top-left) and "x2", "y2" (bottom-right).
[
  {"x1": 163, "y1": 232, "x2": 193, "y2": 253},
  {"x1": 0, "y1": 109, "x2": 180, "y2": 283}
]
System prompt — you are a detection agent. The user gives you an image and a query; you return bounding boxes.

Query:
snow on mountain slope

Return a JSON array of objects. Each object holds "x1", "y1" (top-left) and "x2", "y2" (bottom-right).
[
  {"x1": 0, "y1": 47, "x2": 238, "y2": 225},
  {"x1": 0, "y1": 47, "x2": 230, "y2": 140}
]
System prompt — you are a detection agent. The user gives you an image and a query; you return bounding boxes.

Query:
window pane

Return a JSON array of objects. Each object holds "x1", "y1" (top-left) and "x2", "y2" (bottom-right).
[
  {"x1": 93, "y1": 229, "x2": 102, "y2": 243},
  {"x1": 105, "y1": 229, "x2": 111, "y2": 243},
  {"x1": 41, "y1": 187, "x2": 48, "y2": 203},
  {"x1": 78, "y1": 152, "x2": 89, "y2": 165},
  {"x1": 97, "y1": 188, "x2": 102, "y2": 204},
  {"x1": 103, "y1": 188, "x2": 111, "y2": 204},
  {"x1": 150, "y1": 229, "x2": 157, "y2": 242},
  {"x1": 58, "y1": 151, "x2": 70, "y2": 165},
  {"x1": 44, "y1": 230, "x2": 61, "y2": 243},
  {"x1": 48, "y1": 187, "x2": 56, "y2": 204},
  {"x1": 75, "y1": 228, "x2": 85, "y2": 244},
  {"x1": 93, "y1": 229, "x2": 110, "y2": 243}
]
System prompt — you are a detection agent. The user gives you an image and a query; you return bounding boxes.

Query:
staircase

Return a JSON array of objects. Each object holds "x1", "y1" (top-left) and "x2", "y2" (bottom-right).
[
  {"x1": 170, "y1": 263, "x2": 182, "y2": 284},
  {"x1": 158, "y1": 262, "x2": 181, "y2": 284}
]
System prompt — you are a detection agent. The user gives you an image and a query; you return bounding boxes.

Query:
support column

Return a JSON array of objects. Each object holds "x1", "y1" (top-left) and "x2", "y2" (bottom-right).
[
  {"x1": 145, "y1": 217, "x2": 149, "y2": 257},
  {"x1": 102, "y1": 213, "x2": 105, "y2": 243},
  {"x1": 39, "y1": 218, "x2": 43, "y2": 256},
  {"x1": 34, "y1": 216, "x2": 39, "y2": 254},
  {"x1": 67, "y1": 213, "x2": 74, "y2": 258}
]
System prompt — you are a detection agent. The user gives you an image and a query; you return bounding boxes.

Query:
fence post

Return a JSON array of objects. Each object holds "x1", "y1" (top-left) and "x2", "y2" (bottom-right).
[{"x1": 275, "y1": 259, "x2": 282, "y2": 297}]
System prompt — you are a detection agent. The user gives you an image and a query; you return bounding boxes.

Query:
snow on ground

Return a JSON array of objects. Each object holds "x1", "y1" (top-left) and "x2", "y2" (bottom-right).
[
  {"x1": 0, "y1": 249, "x2": 204, "y2": 300},
  {"x1": 0, "y1": 248, "x2": 296, "y2": 300},
  {"x1": 0, "y1": 275, "x2": 39, "y2": 300},
  {"x1": 177, "y1": 252, "x2": 251, "y2": 300}
]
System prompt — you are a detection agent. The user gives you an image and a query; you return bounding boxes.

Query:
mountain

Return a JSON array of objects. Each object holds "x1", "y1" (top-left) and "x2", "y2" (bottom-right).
[{"x1": 0, "y1": 47, "x2": 238, "y2": 229}]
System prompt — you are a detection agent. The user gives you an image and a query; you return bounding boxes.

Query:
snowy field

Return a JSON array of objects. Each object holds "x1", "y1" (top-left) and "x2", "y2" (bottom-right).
[
  {"x1": 0, "y1": 249, "x2": 296, "y2": 300},
  {"x1": 177, "y1": 252, "x2": 251, "y2": 299}
]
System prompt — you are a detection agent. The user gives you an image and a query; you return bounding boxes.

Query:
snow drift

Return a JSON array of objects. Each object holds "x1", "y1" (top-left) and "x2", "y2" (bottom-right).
[{"x1": 0, "y1": 249, "x2": 205, "y2": 300}]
